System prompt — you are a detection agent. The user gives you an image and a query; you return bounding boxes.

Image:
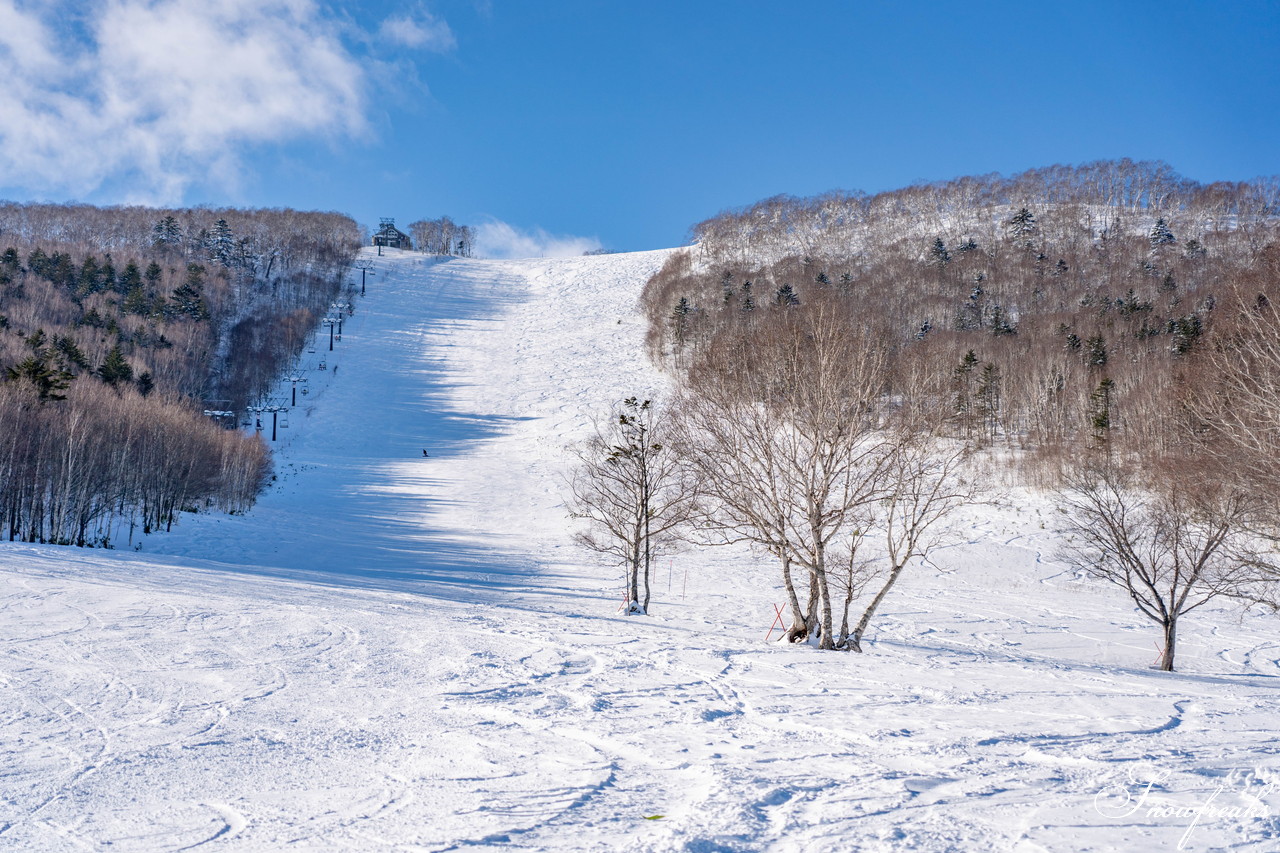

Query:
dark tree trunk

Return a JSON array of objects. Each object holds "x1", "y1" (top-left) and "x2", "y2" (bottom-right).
[{"x1": 1160, "y1": 620, "x2": 1177, "y2": 672}]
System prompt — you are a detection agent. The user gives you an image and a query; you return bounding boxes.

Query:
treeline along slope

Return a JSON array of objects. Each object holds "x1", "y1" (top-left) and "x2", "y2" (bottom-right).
[
  {"x1": 644, "y1": 159, "x2": 1280, "y2": 463},
  {"x1": 0, "y1": 202, "x2": 360, "y2": 546}
]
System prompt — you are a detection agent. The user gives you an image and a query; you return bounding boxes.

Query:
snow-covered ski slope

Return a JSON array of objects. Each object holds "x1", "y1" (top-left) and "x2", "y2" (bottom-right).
[{"x1": 3, "y1": 248, "x2": 1279, "y2": 852}]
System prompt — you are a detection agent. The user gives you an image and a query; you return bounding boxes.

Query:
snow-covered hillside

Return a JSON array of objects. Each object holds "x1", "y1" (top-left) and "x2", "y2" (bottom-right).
[{"x1": 2, "y1": 248, "x2": 1278, "y2": 851}]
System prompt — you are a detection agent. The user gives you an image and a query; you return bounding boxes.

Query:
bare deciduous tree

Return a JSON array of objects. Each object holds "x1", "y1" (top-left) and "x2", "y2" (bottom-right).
[
  {"x1": 675, "y1": 306, "x2": 894, "y2": 648},
  {"x1": 1056, "y1": 458, "x2": 1273, "y2": 671},
  {"x1": 568, "y1": 397, "x2": 694, "y2": 614},
  {"x1": 848, "y1": 428, "x2": 977, "y2": 651}
]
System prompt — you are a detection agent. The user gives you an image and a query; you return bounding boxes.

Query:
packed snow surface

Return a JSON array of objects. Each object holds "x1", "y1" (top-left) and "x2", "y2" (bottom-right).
[{"x1": 3, "y1": 249, "x2": 1279, "y2": 852}]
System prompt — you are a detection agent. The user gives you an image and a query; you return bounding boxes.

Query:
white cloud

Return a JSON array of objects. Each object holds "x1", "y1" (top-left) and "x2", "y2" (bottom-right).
[
  {"x1": 0, "y1": 0, "x2": 372, "y2": 203},
  {"x1": 378, "y1": 10, "x2": 455, "y2": 52},
  {"x1": 474, "y1": 220, "x2": 603, "y2": 259}
]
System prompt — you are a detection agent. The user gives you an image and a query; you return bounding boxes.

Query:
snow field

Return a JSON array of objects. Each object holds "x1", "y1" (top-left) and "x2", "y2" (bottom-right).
[{"x1": 2, "y1": 248, "x2": 1279, "y2": 851}]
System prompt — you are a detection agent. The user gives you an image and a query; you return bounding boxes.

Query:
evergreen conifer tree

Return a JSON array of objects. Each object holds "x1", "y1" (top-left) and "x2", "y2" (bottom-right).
[
  {"x1": 152, "y1": 215, "x2": 183, "y2": 247},
  {"x1": 170, "y1": 264, "x2": 210, "y2": 319},
  {"x1": 98, "y1": 346, "x2": 134, "y2": 387},
  {"x1": 117, "y1": 261, "x2": 142, "y2": 296},
  {"x1": 1088, "y1": 377, "x2": 1115, "y2": 444},
  {"x1": 208, "y1": 219, "x2": 235, "y2": 267},
  {"x1": 929, "y1": 237, "x2": 951, "y2": 267},
  {"x1": 953, "y1": 350, "x2": 981, "y2": 437},
  {"x1": 1008, "y1": 207, "x2": 1037, "y2": 241},
  {"x1": 1086, "y1": 334, "x2": 1108, "y2": 368},
  {"x1": 1149, "y1": 217, "x2": 1176, "y2": 248},
  {"x1": 976, "y1": 363, "x2": 1001, "y2": 442},
  {"x1": 774, "y1": 283, "x2": 800, "y2": 307}
]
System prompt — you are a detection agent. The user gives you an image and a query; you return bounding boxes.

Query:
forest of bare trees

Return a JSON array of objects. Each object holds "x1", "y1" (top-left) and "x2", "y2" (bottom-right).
[
  {"x1": 569, "y1": 160, "x2": 1280, "y2": 667},
  {"x1": 0, "y1": 202, "x2": 361, "y2": 546},
  {"x1": 407, "y1": 216, "x2": 474, "y2": 257}
]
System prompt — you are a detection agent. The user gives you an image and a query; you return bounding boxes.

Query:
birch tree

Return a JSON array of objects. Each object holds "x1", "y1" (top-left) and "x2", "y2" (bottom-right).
[
  {"x1": 1056, "y1": 458, "x2": 1272, "y2": 671},
  {"x1": 568, "y1": 397, "x2": 694, "y2": 614},
  {"x1": 675, "y1": 306, "x2": 894, "y2": 648},
  {"x1": 848, "y1": 429, "x2": 976, "y2": 651}
]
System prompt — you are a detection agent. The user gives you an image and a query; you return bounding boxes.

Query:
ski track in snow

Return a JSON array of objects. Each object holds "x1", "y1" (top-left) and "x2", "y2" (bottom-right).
[{"x1": 3, "y1": 249, "x2": 1280, "y2": 851}]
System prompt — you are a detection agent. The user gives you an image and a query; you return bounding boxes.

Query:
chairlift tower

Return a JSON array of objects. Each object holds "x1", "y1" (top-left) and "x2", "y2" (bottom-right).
[
  {"x1": 286, "y1": 373, "x2": 309, "y2": 406},
  {"x1": 246, "y1": 400, "x2": 289, "y2": 441}
]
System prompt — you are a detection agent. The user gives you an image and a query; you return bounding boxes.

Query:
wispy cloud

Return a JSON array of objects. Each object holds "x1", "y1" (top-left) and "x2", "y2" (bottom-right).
[
  {"x1": 474, "y1": 220, "x2": 602, "y2": 259},
  {"x1": 0, "y1": 0, "x2": 378, "y2": 203},
  {"x1": 378, "y1": 9, "x2": 455, "y2": 52}
]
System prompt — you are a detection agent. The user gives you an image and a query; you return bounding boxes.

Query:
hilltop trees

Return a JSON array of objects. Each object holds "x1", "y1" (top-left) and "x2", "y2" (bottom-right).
[
  {"x1": 623, "y1": 159, "x2": 1280, "y2": 658},
  {"x1": 642, "y1": 160, "x2": 1280, "y2": 462},
  {"x1": 408, "y1": 216, "x2": 474, "y2": 257}
]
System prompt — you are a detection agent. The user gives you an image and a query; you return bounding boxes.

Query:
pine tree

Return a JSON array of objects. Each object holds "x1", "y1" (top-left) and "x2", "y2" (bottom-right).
[
  {"x1": 7, "y1": 355, "x2": 72, "y2": 401},
  {"x1": 989, "y1": 304, "x2": 1017, "y2": 336},
  {"x1": 9, "y1": 332, "x2": 72, "y2": 400},
  {"x1": 208, "y1": 219, "x2": 235, "y2": 267},
  {"x1": 152, "y1": 215, "x2": 183, "y2": 247},
  {"x1": 26, "y1": 248, "x2": 50, "y2": 278},
  {"x1": 1169, "y1": 314, "x2": 1202, "y2": 356},
  {"x1": 774, "y1": 283, "x2": 800, "y2": 307},
  {"x1": 976, "y1": 362, "x2": 1001, "y2": 442},
  {"x1": 25, "y1": 328, "x2": 48, "y2": 354},
  {"x1": 169, "y1": 264, "x2": 210, "y2": 320},
  {"x1": 53, "y1": 335, "x2": 89, "y2": 371},
  {"x1": 671, "y1": 297, "x2": 692, "y2": 352},
  {"x1": 98, "y1": 346, "x2": 134, "y2": 387},
  {"x1": 117, "y1": 260, "x2": 142, "y2": 296},
  {"x1": 1086, "y1": 334, "x2": 1108, "y2": 368},
  {"x1": 1008, "y1": 207, "x2": 1037, "y2": 242},
  {"x1": 929, "y1": 237, "x2": 951, "y2": 267},
  {"x1": 101, "y1": 255, "x2": 117, "y2": 294},
  {"x1": 1149, "y1": 217, "x2": 1176, "y2": 248},
  {"x1": 76, "y1": 256, "x2": 102, "y2": 297},
  {"x1": 953, "y1": 350, "x2": 981, "y2": 437},
  {"x1": 123, "y1": 286, "x2": 150, "y2": 316},
  {"x1": 1088, "y1": 377, "x2": 1115, "y2": 445}
]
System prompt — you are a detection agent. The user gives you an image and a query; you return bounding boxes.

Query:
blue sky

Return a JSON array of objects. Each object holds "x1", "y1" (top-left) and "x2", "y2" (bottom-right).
[{"x1": 1, "y1": 0, "x2": 1277, "y2": 255}]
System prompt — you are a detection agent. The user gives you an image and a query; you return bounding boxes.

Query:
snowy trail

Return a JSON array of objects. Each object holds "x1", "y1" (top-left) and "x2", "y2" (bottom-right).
[
  {"x1": 3, "y1": 248, "x2": 1280, "y2": 851},
  {"x1": 139, "y1": 254, "x2": 542, "y2": 598}
]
